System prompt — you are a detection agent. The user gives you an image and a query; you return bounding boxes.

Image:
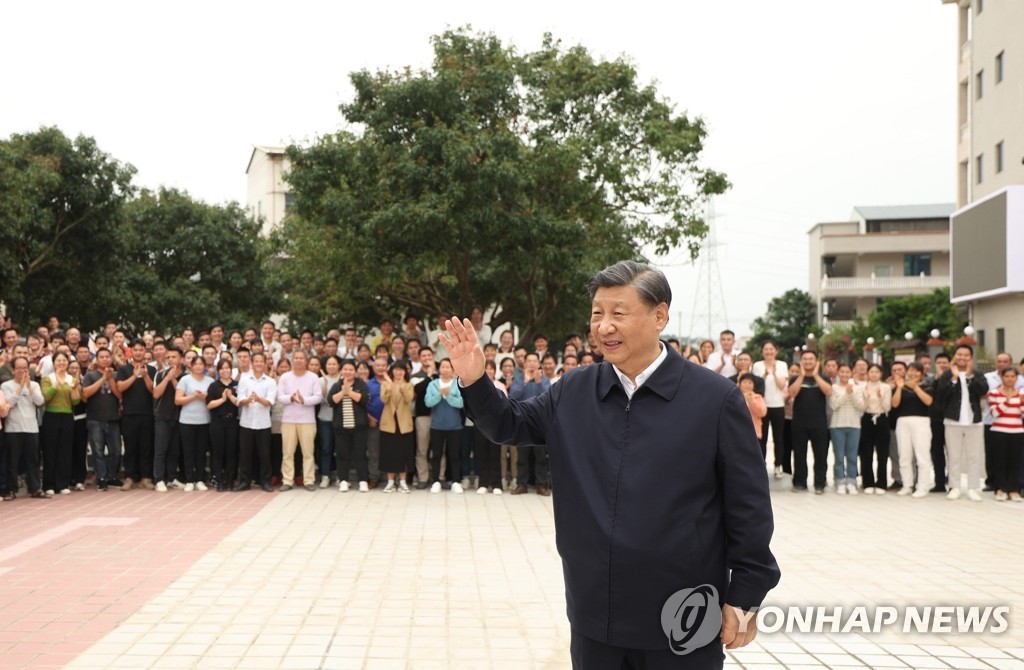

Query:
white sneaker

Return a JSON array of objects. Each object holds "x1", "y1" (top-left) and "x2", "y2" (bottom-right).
[
  {"x1": 847, "y1": 483, "x2": 858, "y2": 496},
  {"x1": 59, "y1": 488, "x2": 71, "y2": 495},
  {"x1": 773, "y1": 465, "x2": 783, "y2": 479},
  {"x1": 74, "y1": 483, "x2": 86, "y2": 491},
  {"x1": 155, "y1": 481, "x2": 168, "y2": 493},
  {"x1": 995, "y1": 490, "x2": 1009, "y2": 502},
  {"x1": 338, "y1": 480, "x2": 349, "y2": 492},
  {"x1": 399, "y1": 481, "x2": 410, "y2": 493},
  {"x1": 911, "y1": 488, "x2": 929, "y2": 498},
  {"x1": 451, "y1": 482, "x2": 464, "y2": 494},
  {"x1": 184, "y1": 483, "x2": 195, "y2": 492},
  {"x1": 477, "y1": 486, "x2": 488, "y2": 495},
  {"x1": 320, "y1": 476, "x2": 330, "y2": 489},
  {"x1": 863, "y1": 487, "x2": 875, "y2": 495},
  {"x1": 170, "y1": 479, "x2": 185, "y2": 490},
  {"x1": 45, "y1": 489, "x2": 55, "y2": 496},
  {"x1": 430, "y1": 482, "x2": 442, "y2": 494},
  {"x1": 461, "y1": 477, "x2": 471, "y2": 489},
  {"x1": 383, "y1": 481, "x2": 396, "y2": 493},
  {"x1": 195, "y1": 481, "x2": 208, "y2": 491},
  {"x1": 897, "y1": 487, "x2": 913, "y2": 496},
  {"x1": 874, "y1": 487, "x2": 886, "y2": 495},
  {"x1": 947, "y1": 488, "x2": 962, "y2": 500},
  {"x1": 967, "y1": 489, "x2": 983, "y2": 502},
  {"x1": 358, "y1": 481, "x2": 369, "y2": 493},
  {"x1": 836, "y1": 484, "x2": 847, "y2": 495},
  {"x1": 493, "y1": 488, "x2": 503, "y2": 495}
]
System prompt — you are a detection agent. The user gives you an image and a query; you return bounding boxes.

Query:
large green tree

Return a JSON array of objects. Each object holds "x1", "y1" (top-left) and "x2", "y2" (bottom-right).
[
  {"x1": 118, "y1": 188, "x2": 279, "y2": 334},
  {"x1": 746, "y1": 288, "x2": 818, "y2": 354},
  {"x1": 868, "y1": 288, "x2": 966, "y2": 343},
  {"x1": 0, "y1": 127, "x2": 136, "y2": 329},
  {"x1": 275, "y1": 28, "x2": 728, "y2": 340}
]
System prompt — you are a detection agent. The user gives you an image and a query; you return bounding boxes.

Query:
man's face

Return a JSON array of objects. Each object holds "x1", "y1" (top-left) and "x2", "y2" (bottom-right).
[
  {"x1": 995, "y1": 353, "x2": 1013, "y2": 371},
  {"x1": 203, "y1": 348, "x2": 217, "y2": 367},
  {"x1": 483, "y1": 345, "x2": 496, "y2": 362},
  {"x1": 252, "y1": 355, "x2": 266, "y2": 375},
  {"x1": 935, "y1": 357, "x2": 950, "y2": 374},
  {"x1": 542, "y1": 357, "x2": 556, "y2": 377},
  {"x1": 96, "y1": 350, "x2": 112, "y2": 369},
  {"x1": 292, "y1": 351, "x2": 308, "y2": 373},
  {"x1": 280, "y1": 334, "x2": 293, "y2": 352},
  {"x1": 524, "y1": 354, "x2": 540, "y2": 374},
  {"x1": 590, "y1": 285, "x2": 667, "y2": 375},
  {"x1": 420, "y1": 349, "x2": 434, "y2": 370},
  {"x1": 800, "y1": 353, "x2": 817, "y2": 372},
  {"x1": 3, "y1": 330, "x2": 18, "y2": 350},
  {"x1": 211, "y1": 326, "x2": 224, "y2": 343},
  {"x1": 891, "y1": 364, "x2": 906, "y2": 379},
  {"x1": 66, "y1": 328, "x2": 80, "y2": 346},
  {"x1": 954, "y1": 347, "x2": 973, "y2": 371},
  {"x1": 720, "y1": 333, "x2": 735, "y2": 353},
  {"x1": 261, "y1": 323, "x2": 274, "y2": 341},
  {"x1": 132, "y1": 344, "x2": 146, "y2": 363},
  {"x1": 166, "y1": 351, "x2": 181, "y2": 370},
  {"x1": 182, "y1": 330, "x2": 194, "y2": 346},
  {"x1": 853, "y1": 360, "x2": 868, "y2": 377},
  {"x1": 345, "y1": 330, "x2": 357, "y2": 348},
  {"x1": 534, "y1": 337, "x2": 548, "y2": 352},
  {"x1": 514, "y1": 349, "x2": 526, "y2": 368},
  {"x1": 407, "y1": 340, "x2": 420, "y2": 361},
  {"x1": 13, "y1": 357, "x2": 29, "y2": 382},
  {"x1": 198, "y1": 333, "x2": 211, "y2": 347},
  {"x1": 500, "y1": 331, "x2": 514, "y2": 349},
  {"x1": 735, "y1": 354, "x2": 752, "y2": 373},
  {"x1": 300, "y1": 332, "x2": 313, "y2": 350},
  {"x1": 112, "y1": 331, "x2": 125, "y2": 348},
  {"x1": 562, "y1": 357, "x2": 578, "y2": 372},
  {"x1": 823, "y1": 360, "x2": 838, "y2": 378},
  {"x1": 237, "y1": 351, "x2": 251, "y2": 370},
  {"x1": 381, "y1": 321, "x2": 394, "y2": 336},
  {"x1": 325, "y1": 341, "x2": 338, "y2": 356},
  {"x1": 48, "y1": 317, "x2": 59, "y2": 331},
  {"x1": 391, "y1": 338, "x2": 405, "y2": 357},
  {"x1": 917, "y1": 357, "x2": 931, "y2": 374},
  {"x1": 373, "y1": 357, "x2": 388, "y2": 379},
  {"x1": 77, "y1": 346, "x2": 91, "y2": 365}
]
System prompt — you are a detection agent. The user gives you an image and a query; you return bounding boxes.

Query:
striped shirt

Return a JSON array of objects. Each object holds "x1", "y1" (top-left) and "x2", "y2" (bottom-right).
[{"x1": 988, "y1": 389, "x2": 1024, "y2": 434}]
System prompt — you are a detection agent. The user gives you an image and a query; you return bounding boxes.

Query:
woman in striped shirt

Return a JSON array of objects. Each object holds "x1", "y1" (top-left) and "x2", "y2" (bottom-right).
[{"x1": 987, "y1": 366, "x2": 1023, "y2": 502}]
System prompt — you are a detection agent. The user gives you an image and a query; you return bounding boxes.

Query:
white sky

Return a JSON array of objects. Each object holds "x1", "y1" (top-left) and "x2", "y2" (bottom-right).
[{"x1": 1, "y1": 1, "x2": 957, "y2": 338}]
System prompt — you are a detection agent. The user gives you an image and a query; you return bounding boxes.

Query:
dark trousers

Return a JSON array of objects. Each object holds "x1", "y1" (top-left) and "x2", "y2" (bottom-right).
[
  {"x1": 989, "y1": 431, "x2": 1023, "y2": 493},
  {"x1": 317, "y1": 419, "x2": 334, "y2": 479},
  {"x1": 792, "y1": 424, "x2": 829, "y2": 490},
  {"x1": 859, "y1": 413, "x2": 891, "y2": 489},
  {"x1": 271, "y1": 432, "x2": 283, "y2": 479},
  {"x1": 71, "y1": 417, "x2": 88, "y2": 485},
  {"x1": 121, "y1": 414, "x2": 154, "y2": 482},
  {"x1": 153, "y1": 418, "x2": 180, "y2": 484},
  {"x1": 460, "y1": 425, "x2": 479, "y2": 478},
  {"x1": 517, "y1": 444, "x2": 550, "y2": 488},
  {"x1": 335, "y1": 426, "x2": 369, "y2": 483},
  {"x1": 209, "y1": 416, "x2": 239, "y2": 485},
  {"x1": 179, "y1": 423, "x2": 209, "y2": 484},
  {"x1": 779, "y1": 419, "x2": 794, "y2": 474},
  {"x1": 41, "y1": 412, "x2": 74, "y2": 492},
  {"x1": 4, "y1": 433, "x2": 41, "y2": 495},
  {"x1": 930, "y1": 414, "x2": 947, "y2": 487},
  {"x1": 985, "y1": 425, "x2": 994, "y2": 488},
  {"x1": 760, "y1": 406, "x2": 785, "y2": 463},
  {"x1": 430, "y1": 428, "x2": 462, "y2": 484},
  {"x1": 238, "y1": 427, "x2": 272, "y2": 485},
  {"x1": 570, "y1": 628, "x2": 724, "y2": 669},
  {"x1": 474, "y1": 427, "x2": 502, "y2": 490}
]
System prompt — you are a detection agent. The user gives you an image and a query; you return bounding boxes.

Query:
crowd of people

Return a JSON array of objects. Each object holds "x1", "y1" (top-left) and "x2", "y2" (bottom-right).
[
  {"x1": 687, "y1": 329, "x2": 1024, "y2": 502},
  {"x1": 1, "y1": 315, "x2": 1022, "y2": 503}
]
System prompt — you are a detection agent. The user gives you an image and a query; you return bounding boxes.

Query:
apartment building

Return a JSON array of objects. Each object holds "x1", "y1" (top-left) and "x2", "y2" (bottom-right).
[
  {"x1": 943, "y1": 0, "x2": 1024, "y2": 357},
  {"x1": 245, "y1": 145, "x2": 291, "y2": 236},
  {"x1": 808, "y1": 204, "x2": 954, "y2": 330}
]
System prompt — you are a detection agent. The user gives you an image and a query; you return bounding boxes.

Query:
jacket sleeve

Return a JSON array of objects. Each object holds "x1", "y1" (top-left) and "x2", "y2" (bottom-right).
[
  {"x1": 460, "y1": 373, "x2": 558, "y2": 447},
  {"x1": 355, "y1": 380, "x2": 370, "y2": 408},
  {"x1": 400, "y1": 382, "x2": 415, "y2": 403},
  {"x1": 425, "y1": 380, "x2": 441, "y2": 407},
  {"x1": 326, "y1": 380, "x2": 342, "y2": 407},
  {"x1": 716, "y1": 385, "x2": 781, "y2": 611},
  {"x1": 445, "y1": 382, "x2": 464, "y2": 409},
  {"x1": 852, "y1": 386, "x2": 865, "y2": 412}
]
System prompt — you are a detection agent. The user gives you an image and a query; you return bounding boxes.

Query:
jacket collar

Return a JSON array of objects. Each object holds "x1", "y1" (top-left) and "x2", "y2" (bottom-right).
[{"x1": 598, "y1": 345, "x2": 684, "y2": 401}]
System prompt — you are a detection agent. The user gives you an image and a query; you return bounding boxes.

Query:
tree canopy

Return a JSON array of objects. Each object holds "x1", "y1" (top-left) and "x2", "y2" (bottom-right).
[
  {"x1": 746, "y1": 288, "x2": 818, "y2": 354},
  {"x1": 275, "y1": 28, "x2": 729, "y2": 341}
]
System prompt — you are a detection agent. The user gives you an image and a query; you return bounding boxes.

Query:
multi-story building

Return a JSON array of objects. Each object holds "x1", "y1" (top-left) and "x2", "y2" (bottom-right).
[
  {"x1": 245, "y1": 145, "x2": 291, "y2": 236},
  {"x1": 808, "y1": 204, "x2": 955, "y2": 330},
  {"x1": 943, "y1": 0, "x2": 1024, "y2": 357}
]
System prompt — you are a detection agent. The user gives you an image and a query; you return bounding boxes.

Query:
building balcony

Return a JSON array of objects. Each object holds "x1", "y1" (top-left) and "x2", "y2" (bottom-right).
[
  {"x1": 958, "y1": 40, "x2": 971, "y2": 83},
  {"x1": 821, "y1": 274, "x2": 950, "y2": 297},
  {"x1": 817, "y1": 231, "x2": 948, "y2": 256},
  {"x1": 823, "y1": 320, "x2": 855, "y2": 333}
]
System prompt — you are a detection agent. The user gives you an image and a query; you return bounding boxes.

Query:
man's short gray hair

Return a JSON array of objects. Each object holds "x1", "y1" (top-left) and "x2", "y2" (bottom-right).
[{"x1": 587, "y1": 260, "x2": 672, "y2": 308}]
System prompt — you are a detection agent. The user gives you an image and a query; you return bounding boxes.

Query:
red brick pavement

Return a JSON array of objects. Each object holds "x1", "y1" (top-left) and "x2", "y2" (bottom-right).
[{"x1": 0, "y1": 486, "x2": 275, "y2": 669}]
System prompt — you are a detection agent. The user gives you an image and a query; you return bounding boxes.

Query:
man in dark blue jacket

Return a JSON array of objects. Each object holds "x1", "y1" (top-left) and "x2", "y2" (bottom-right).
[{"x1": 444, "y1": 260, "x2": 780, "y2": 669}]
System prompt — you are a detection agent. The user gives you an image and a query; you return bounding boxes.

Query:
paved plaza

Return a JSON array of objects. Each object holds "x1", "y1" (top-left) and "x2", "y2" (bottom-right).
[{"x1": 2, "y1": 457, "x2": 1024, "y2": 670}]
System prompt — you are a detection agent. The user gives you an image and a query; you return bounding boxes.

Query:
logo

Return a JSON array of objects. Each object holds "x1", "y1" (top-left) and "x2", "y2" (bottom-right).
[{"x1": 660, "y1": 584, "x2": 722, "y2": 655}]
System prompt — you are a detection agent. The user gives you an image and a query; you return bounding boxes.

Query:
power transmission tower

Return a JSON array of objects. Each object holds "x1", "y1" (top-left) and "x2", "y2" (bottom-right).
[{"x1": 688, "y1": 199, "x2": 729, "y2": 343}]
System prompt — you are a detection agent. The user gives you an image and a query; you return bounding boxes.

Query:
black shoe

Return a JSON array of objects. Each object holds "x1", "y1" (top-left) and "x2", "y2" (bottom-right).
[
  {"x1": 217, "y1": 482, "x2": 228, "y2": 492},
  {"x1": 930, "y1": 485, "x2": 947, "y2": 493},
  {"x1": 887, "y1": 481, "x2": 902, "y2": 490},
  {"x1": 108, "y1": 478, "x2": 124, "y2": 488},
  {"x1": 415, "y1": 482, "x2": 428, "y2": 490},
  {"x1": 232, "y1": 482, "x2": 252, "y2": 492},
  {"x1": 814, "y1": 488, "x2": 825, "y2": 495},
  {"x1": 98, "y1": 480, "x2": 109, "y2": 491},
  {"x1": 791, "y1": 485, "x2": 808, "y2": 492},
  {"x1": 261, "y1": 482, "x2": 274, "y2": 492}
]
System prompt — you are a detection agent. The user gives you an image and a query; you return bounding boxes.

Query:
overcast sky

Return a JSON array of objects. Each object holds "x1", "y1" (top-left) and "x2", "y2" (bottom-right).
[{"x1": 1, "y1": 1, "x2": 958, "y2": 338}]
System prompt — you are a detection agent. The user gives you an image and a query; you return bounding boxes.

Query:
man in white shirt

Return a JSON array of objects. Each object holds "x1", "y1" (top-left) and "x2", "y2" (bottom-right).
[
  {"x1": 704, "y1": 329, "x2": 738, "y2": 378},
  {"x1": 235, "y1": 352, "x2": 277, "y2": 492}
]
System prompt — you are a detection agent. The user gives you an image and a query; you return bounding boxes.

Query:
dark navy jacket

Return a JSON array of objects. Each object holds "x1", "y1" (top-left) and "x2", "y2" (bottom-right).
[{"x1": 461, "y1": 348, "x2": 780, "y2": 649}]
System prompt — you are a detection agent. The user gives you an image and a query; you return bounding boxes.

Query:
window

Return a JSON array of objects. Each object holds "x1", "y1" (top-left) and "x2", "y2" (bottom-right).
[
  {"x1": 285, "y1": 192, "x2": 296, "y2": 212},
  {"x1": 873, "y1": 265, "x2": 892, "y2": 277},
  {"x1": 977, "y1": 329, "x2": 986, "y2": 348},
  {"x1": 976, "y1": 69, "x2": 984, "y2": 99},
  {"x1": 997, "y1": 328, "x2": 1005, "y2": 355},
  {"x1": 976, "y1": 154, "x2": 984, "y2": 184},
  {"x1": 996, "y1": 141, "x2": 1004, "y2": 173},
  {"x1": 904, "y1": 254, "x2": 932, "y2": 277},
  {"x1": 996, "y1": 51, "x2": 1004, "y2": 83}
]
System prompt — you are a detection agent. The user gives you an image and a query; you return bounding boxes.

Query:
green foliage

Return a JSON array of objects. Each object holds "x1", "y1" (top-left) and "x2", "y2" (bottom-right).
[
  {"x1": 867, "y1": 288, "x2": 966, "y2": 343},
  {"x1": 276, "y1": 28, "x2": 729, "y2": 341},
  {"x1": 119, "y1": 188, "x2": 280, "y2": 334},
  {"x1": 0, "y1": 127, "x2": 136, "y2": 329},
  {"x1": 746, "y1": 288, "x2": 818, "y2": 355}
]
